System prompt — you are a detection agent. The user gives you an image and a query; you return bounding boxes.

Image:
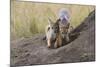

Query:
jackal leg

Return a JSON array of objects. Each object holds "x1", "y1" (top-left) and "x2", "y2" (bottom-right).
[
  {"x1": 54, "y1": 39, "x2": 58, "y2": 48},
  {"x1": 58, "y1": 34, "x2": 62, "y2": 47},
  {"x1": 66, "y1": 33, "x2": 70, "y2": 42},
  {"x1": 54, "y1": 34, "x2": 62, "y2": 48},
  {"x1": 47, "y1": 39, "x2": 51, "y2": 48}
]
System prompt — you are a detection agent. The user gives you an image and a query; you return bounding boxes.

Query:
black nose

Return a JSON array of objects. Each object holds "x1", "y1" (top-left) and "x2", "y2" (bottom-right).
[
  {"x1": 55, "y1": 30, "x2": 59, "y2": 33},
  {"x1": 54, "y1": 30, "x2": 57, "y2": 33}
]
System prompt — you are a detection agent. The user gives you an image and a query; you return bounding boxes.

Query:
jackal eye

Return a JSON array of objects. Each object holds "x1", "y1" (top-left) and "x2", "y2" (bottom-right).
[
  {"x1": 55, "y1": 26, "x2": 58, "y2": 29},
  {"x1": 52, "y1": 27, "x2": 53, "y2": 29},
  {"x1": 48, "y1": 27, "x2": 50, "y2": 31}
]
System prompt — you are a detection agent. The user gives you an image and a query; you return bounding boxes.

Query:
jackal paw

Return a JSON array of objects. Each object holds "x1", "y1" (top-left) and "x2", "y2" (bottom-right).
[
  {"x1": 47, "y1": 45, "x2": 51, "y2": 48},
  {"x1": 54, "y1": 43, "x2": 59, "y2": 48}
]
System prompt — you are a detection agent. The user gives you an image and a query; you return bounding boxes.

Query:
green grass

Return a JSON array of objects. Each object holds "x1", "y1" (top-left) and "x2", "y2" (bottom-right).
[{"x1": 11, "y1": 1, "x2": 95, "y2": 40}]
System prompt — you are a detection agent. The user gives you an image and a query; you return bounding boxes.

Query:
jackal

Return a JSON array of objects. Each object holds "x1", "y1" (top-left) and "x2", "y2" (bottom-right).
[
  {"x1": 45, "y1": 18, "x2": 62, "y2": 48},
  {"x1": 58, "y1": 8, "x2": 73, "y2": 42}
]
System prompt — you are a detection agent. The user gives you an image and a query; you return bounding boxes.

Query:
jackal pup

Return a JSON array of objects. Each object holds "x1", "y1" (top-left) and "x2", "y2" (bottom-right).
[
  {"x1": 58, "y1": 8, "x2": 73, "y2": 42},
  {"x1": 45, "y1": 18, "x2": 62, "y2": 48}
]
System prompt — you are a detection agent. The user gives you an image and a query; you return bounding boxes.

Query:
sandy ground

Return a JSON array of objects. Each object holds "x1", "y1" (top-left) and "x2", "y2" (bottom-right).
[{"x1": 11, "y1": 10, "x2": 95, "y2": 67}]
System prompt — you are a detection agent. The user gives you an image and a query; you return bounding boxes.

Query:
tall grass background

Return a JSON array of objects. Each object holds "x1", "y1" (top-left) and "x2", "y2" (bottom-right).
[{"x1": 11, "y1": 1, "x2": 95, "y2": 40}]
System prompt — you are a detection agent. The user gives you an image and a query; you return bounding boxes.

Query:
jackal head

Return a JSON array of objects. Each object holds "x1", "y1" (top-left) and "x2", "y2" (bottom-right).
[{"x1": 47, "y1": 18, "x2": 60, "y2": 34}]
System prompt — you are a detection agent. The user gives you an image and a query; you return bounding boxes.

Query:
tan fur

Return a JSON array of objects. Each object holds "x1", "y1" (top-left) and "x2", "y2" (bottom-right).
[
  {"x1": 47, "y1": 38, "x2": 51, "y2": 48},
  {"x1": 45, "y1": 19, "x2": 63, "y2": 48},
  {"x1": 54, "y1": 33, "x2": 62, "y2": 48},
  {"x1": 59, "y1": 23, "x2": 70, "y2": 42},
  {"x1": 59, "y1": 22, "x2": 73, "y2": 42},
  {"x1": 45, "y1": 18, "x2": 73, "y2": 48}
]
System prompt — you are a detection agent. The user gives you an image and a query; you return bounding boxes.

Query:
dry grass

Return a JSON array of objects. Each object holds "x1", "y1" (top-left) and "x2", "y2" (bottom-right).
[{"x1": 11, "y1": 1, "x2": 95, "y2": 40}]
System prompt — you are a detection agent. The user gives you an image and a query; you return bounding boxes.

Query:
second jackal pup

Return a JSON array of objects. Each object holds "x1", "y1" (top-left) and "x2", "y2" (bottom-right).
[
  {"x1": 45, "y1": 18, "x2": 62, "y2": 48},
  {"x1": 58, "y1": 8, "x2": 73, "y2": 42}
]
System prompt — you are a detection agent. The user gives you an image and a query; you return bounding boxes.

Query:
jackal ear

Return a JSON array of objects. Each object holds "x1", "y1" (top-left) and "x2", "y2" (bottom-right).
[
  {"x1": 48, "y1": 18, "x2": 53, "y2": 25},
  {"x1": 56, "y1": 19, "x2": 61, "y2": 23},
  {"x1": 47, "y1": 27, "x2": 50, "y2": 31},
  {"x1": 55, "y1": 18, "x2": 61, "y2": 25}
]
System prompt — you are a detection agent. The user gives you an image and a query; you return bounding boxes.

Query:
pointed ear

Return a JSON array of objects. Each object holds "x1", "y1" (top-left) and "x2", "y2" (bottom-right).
[
  {"x1": 48, "y1": 18, "x2": 53, "y2": 25},
  {"x1": 57, "y1": 18, "x2": 61, "y2": 22},
  {"x1": 56, "y1": 18, "x2": 61, "y2": 24}
]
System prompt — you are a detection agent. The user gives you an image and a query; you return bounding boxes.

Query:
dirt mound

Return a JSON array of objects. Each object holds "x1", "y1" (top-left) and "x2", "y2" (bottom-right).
[{"x1": 11, "y1": 10, "x2": 95, "y2": 66}]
